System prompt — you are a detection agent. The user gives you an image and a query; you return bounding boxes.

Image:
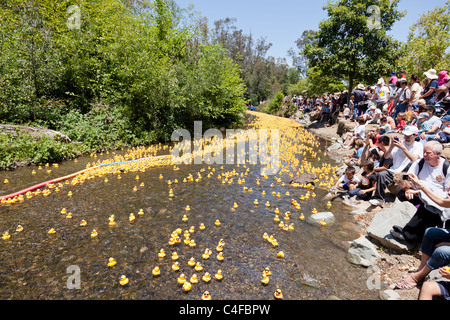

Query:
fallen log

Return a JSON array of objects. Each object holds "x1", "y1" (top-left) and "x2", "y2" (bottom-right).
[{"x1": 0, "y1": 124, "x2": 71, "y2": 143}]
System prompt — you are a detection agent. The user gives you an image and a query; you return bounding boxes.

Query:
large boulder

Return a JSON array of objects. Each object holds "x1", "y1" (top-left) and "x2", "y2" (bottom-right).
[
  {"x1": 290, "y1": 173, "x2": 317, "y2": 185},
  {"x1": 308, "y1": 212, "x2": 335, "y2": 227},
  {"x1": 367, "y1": 200, "x2": 418, "y2": 252},
  {"x1": 347, "y1": 236, "x2": 380, "y2": 267}
]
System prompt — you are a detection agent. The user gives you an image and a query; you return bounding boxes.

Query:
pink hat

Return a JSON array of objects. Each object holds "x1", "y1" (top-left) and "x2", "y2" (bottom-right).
[{"x1": 439, "y1": 70, "x2": 449, "y2": 86}]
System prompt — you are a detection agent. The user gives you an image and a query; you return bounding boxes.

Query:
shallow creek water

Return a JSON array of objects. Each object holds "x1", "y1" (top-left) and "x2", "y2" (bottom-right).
[{"x1": 0, "y1": 120, "x2": 379, "y2": 300}]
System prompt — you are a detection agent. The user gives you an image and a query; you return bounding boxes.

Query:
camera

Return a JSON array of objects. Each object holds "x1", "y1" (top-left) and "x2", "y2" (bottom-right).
[
  {"x1": 402, "y1": 174, "x2": 410, "y2": 181},
  {"x1": 394, "y1": 137, "x2": 399, "y2": 142}
]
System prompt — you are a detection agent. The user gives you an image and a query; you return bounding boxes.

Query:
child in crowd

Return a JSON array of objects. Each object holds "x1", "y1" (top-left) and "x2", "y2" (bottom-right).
[
  {"x1": 348, "y1": 160, "x2": 377, "y2": 201},
  {"x1": 344, "y1": 139, "x2": 365, "y2": 167},
  {"x1": 379, "y1": 117, "x2": 391, "y2": 134},
  {"x1": 332, "y1": 166, "x2": 361, "y2": 193},
  {"x1": 433, "y1": 115, "x2": 450, "y2": 144},
  {"x1": 343, "y1": 104, "x2": 350, "y2": 120},
  {"x1": 395, "y1": 112, "x2": 407, "y2": 132}
]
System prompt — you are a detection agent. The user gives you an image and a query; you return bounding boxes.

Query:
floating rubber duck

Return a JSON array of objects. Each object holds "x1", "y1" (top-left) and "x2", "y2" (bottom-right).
[
  {"x1": 278, "y1": 221, "x2": 284, "y2": 228},
  {"x1": 182, "y1": 281, "x2": 192, "y2": 292},
  {"x1": 158, "y1": 249, "x2": 166, "y2": 259},
  {"x1": 185, "y1": 205, "x2": 190, "y2": 211},
  {"x1": 274, "y1": 208, "x2": 280, "y2": 214},
  {"x1": 61, "y1": 208, "x2": 67, "y2": 215},
  {"x1": 215, "y1": 220, "x2": 221, "y2": 226},
  {"x1": 138, "y1": 209, "x2": 144, "y2": 215},
  {"x1": 182, "y1": 215, "x2": 188, "y2": 222},
  {"x1": 190, "y1": 274, "x2": 198, "y2": 284},
  {"x1": 194, "y1": 262, "x2": 203, "y2": 271},
  {"x1": 265, "y1": 201, "x2": 270, "y2": 207},
  {"x1": 288, "y1": 224, "x2": 295, "y2": 231},
  {"x1": 263, "y1": 233, "x2": 269, "y2": 240},
  {"x1": 90, "y1": 229, "x2": 98, "y2": 238},
  {"x1": 274, "y1": 215, "x2": 280, "y2": 222},
  {"x1": 48, "y1": 228, "x2": 56, "y2": 234},
  {"x1": 108, "y1": 215, "x2": 115, "y2": 226},
  {"x1": 216, "y1": 252, "x2": 224, "y2": 262},
  {"x1": 233, "y1": 202, "x2": 238, "y2": 209},
  {"x1": 119, "y1": 275, "x2": 129, "y2": 286},
  {"x1": 254, "y1": 199, "x2": 259, "y2": 205},
  {"x1": 189, "y1": 226, "x2": 195, "y2": 234},
  {"x1": 172, "y1": 252, "x2": 179, "y2": 260},
  {"x1": 299, "y1": 213, "x2": 305, "y2": 221},
  {"x1": 326, "y1": 201, "x2": 332, "y2": 209},
  {"x1": 2, "y1": 231, "x2": 10, "y2": 240},
  {"x1": 80, "y1": 220, "x2": 87, "y2": 227},
  {"x1": 107, "y1": 257, "x2": 117, "y2": 267},
  {"x1": 189, "y1": 239, "x2": 196, "y2": 248},
  {"x1": 172, "y1": 261, "x2": 180, "y2": 271},
  {"x1": 67, "y1": 191, "x2": 72, "y2": 197},
  {"x1": 277, "y1": 251, "x2": 285, "y2": 258},
  {"x1": 201, "y1": 291, "x2": 211, "y2": 300},
  {"x1": 3, "y1": 179, "x2": 9, "y2": 184},
  {"x1": 202, "y1": 272, "x2": 211, "y2": 283},
  {"x1": 32, "y1": 170, "x2": 36, "y2": 174},
  {"x1": 202, "y1": 249, "x2": 211, "y2": 260},
  {"x1": 312, "y1": 208, "x2": 318, "y2": 214},
  {"x1": 152, "y1": 266, "x2": 160, "y2": 276},
  {"x1": 129, "y1": 213, "x2": 135, "y2": 223},
  {"x1": 215, "y1": 270, "x2": 223, "y2": 281},
  {"x1": 188, "y1": 257, "x2": 196, "y2": 267},
  {"x1": 199, "y1": 223, "x2": 205, "y2": 230},
  {"x1": 274, "y1": 289, "x2": 283, "y2": 299},
  {"x1": 16, "y1": 225, "x2": 23, "y2": 232},
  {"x1": 263, "y1": 267, "x2": 272, "y2": 276},
  {"x1": 261, "y1": 274, "x2": 270, "y2": 285},
  {"x1": 320, "y1": 219, "x2": 327, "y2": 226},
  {"x1": 66, "y1": 212, "x2": 73, "y2": 219},
  {"x1": 177, "y1": 273, "x2": 187, "y2": 284},
  {"x1": 133, "y1": 186, "x2": 138, "y2": 191}
]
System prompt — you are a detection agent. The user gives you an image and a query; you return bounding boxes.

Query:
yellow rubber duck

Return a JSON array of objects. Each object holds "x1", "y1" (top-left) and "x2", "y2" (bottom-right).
[
  {"x1": 263, "y1": 232, "x2": 269, "y2": 240},
  {"x1": 277, "y1": 251, "x2": 285, "y2": 258},
  {"x1": 152, "y1": 266, "x2": 160, "y2": 276},
  {"x1": 202, "y1": 272, "x2": 211, "y2": 283},
  {"x1": 201, "y1": 291, "x2": 211, "y2": 300},
  {"x1": 274, "y1": 215, "x2": 280, "y2": 222},
  {"x1": 213, "y1": 270, "x2": 223, "y2": 281},
  {"x1": 48, "y1": 228, "x2": 56, "y2": 234},
  {"x1": 261, "y1": 191, "x2": 266, "y2": 196},
  {"x1": 215, "y1": 220, "x2": 221, "y2": 226},
  {"x1": 129, "y1": 213, "x2": 135, "y2": 223},
  {"x1": 274, "y1": 208, "x2": 280, "y2": 214},
  {"x1": 32, "y1": 170, "x2": 36, "y2": 174},
  {"x1": 261, "y1": 274, "x2": 270, "y2": 285},
  {"x1": 199, "y1": 223, "x2": 205, "y2": 230},
  {"x1": 119, "y1": 275, "x2": 129, "y2": 286},
  {"x1": 107, "y1": 257, "x2": 117, "y2": 267},
  {"x1": 158, "y1": 249, "x2": 166, "y2": 259},
  {"x1": 265, "y1": 201, "x2": 270, "y2": 207},
  {"x1": 299, "y1": 213, "x2": 305, "y2": 221},
  {"x1": 274, "y1": 289, "x2": 283, "y2": 299},
  {"x1": 138, "y1": 209, "x2": 144, "y2": 215},
  {"x1": 312, "y1": 208, "x2": 318, "y2": 214},
  {"x1": 278, "y1": 221, "x2": 284, "y2": 228},
  {"x1": 172, "y1": 252, "x2": 179, "y2": 260},
  {"x1": 60, "y1": 208, "x2": 67, "y2": 215},
  {"x1": 172, "y1": 261, "x2": 180, "y2": 271},
  {"x1": 189, "y1": 226, "x2": 195, "y2": 234},
  {"x1": 217, "y1": 252, "x2": 224, "y2": 261},
  {"x1": 202, "y1": 249, "x2": 212, "y2": 260},
  {"x1": 16, "y1": 225, "x2": 23, "y2": 232},
  {"x1": 263, "y1": 267, "x2": 272, "y2": 276},
  {"x1": 185, "y1": 205, "x2": 190, "y2": 211},
  {"x1": 3, "y1": 179, "x2": 9, "y2": 184},
  {"x1": 182, "y1": 215, "x2": 188, "y2": 222},
  {"x1": 254, "y1": 199, "x2": 259, "y2": 205},
  {"x1": 188, "y1": 257, "x2": 196, "y2": 267},
  {"x1": 288, "y1": 224, "x2": 295, "y2": 231},
  {"x1": 67, "y1": 191, "x2": 72, "y2": 197},
  {"x1": 90, "y1": 229, "x2": 98, "y2": 238},
  {"x1": 320, "y1": 219, "x2": 327, "y2": 226},
  {"x1": 66, "y1": 212, "x2": 73, "y2": 219},
  {"x1": 2, "y1": 231, "x2": 11, "y2": 240},
  {"x1": 326, "y1": 201, "x2": 332, "y2": 209},
  {"x1": 233, "y1": 202, "x2": 238, "y2": 209},
  {"x1": 194, "y1": 262, "x2": 203, "y2": 271},
  {"x1": 182, "y1": 281, "x2": 192, "y2": 292},
  {"x1": 190, "y1": 274, "x2": 198, "y2": 284},
  {"x1": 80, "y1": 220, "x2": 87, "y2": 227},
  {"x1": 177, "y1": 273, "x2": 187, "y2": 284},
  {"x1": 189, "y1": 239, "x2": 196, "y2": 248}
]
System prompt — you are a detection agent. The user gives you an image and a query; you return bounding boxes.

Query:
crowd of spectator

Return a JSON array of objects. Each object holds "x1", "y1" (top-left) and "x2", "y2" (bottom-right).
[{"x1": 297, "y1": 68, "x2": 450, "y2": 300}]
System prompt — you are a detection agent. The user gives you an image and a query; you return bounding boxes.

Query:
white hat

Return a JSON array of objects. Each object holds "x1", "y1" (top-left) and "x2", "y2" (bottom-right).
[
  {"x1": 403, "y1": 126, "x2": 419, "y2": 136},
  {"x1": 377, "y1": 78, "x2": 385, "y2": 85},
  {"x1": 423, "y1": 69, "x2": 438, "y2": 80},
  {"x1": 357, "y1": 84, "x2": 365, "y2": 90}
]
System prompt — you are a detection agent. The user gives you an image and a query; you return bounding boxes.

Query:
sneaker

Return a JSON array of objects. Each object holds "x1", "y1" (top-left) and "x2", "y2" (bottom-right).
[
  {"x1": 390, "y1": 229, "x2": 406, "y2": 241},
  {"x1": 369, "y1": 199, "x2": 385, "y2": 207}
]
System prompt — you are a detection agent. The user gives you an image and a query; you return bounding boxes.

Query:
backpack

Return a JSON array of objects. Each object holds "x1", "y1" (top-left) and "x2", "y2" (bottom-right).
[{"x1": 416, "y1": 157, "x2": 450, "y2": 177}]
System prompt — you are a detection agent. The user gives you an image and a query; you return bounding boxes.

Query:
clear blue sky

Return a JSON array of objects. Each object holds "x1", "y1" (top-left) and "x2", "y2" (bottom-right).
[{"x1": 175, "y1": 0, "x2": 447, "y2": 64}]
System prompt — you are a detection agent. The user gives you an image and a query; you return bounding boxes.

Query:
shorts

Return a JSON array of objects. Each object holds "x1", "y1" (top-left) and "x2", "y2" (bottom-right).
[{"x1": 437, "y1": 281, "x2": 450, "y2": 300}]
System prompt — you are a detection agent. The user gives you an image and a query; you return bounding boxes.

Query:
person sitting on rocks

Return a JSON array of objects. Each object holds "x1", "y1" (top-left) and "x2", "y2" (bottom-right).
[
  {"x1": 432, "y1": 115, "x2": 450, "y2": 144},
  {"x1": 390, "y1": 141, "x2": 450, "y2": 245},
  {"x1": 344, "y1": 116, "x2": 366, "y2": 147},
  {"x1": 368, "y1": 126, "x2": 423, "y2": 207},
  {"x1": 419, "y1": 105, "x2": 442, "y2": 143},
  {"x1": 344, "y1": 139, "x2": 365, "y2": 167},
  {"x1": 394, "y1": 227, "x2": 450, "y2": 295},
  {"x1": 348, "y1": 160, "x2": 377, "y2": 201},
  {"x1": 332, "y1": 166, "x2": 360, "y2": 193}
]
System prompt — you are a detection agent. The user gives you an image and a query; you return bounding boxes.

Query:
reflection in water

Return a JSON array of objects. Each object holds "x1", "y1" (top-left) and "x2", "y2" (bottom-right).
[{"x1": 0, "y1": 116, "x2": 378, "y2": 300}]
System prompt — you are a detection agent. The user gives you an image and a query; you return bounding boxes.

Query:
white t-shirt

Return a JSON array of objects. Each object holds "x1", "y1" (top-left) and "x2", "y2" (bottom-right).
[
  {"x1": 354, "y1": 124, "x2": 366, "y2": 139},
  {"x1": 408, "y1": 158, "x2": 450, "y2": 193},
  {"x1": 337, "y1": 174, "x2": 361, "y2": 185},
  {"x1": 389, "y1": 141, "x2": 424, "y2": 173},
  {"x1": 410, "y1": 83, "x2": 422, "y2": 104},
  {"x1": 376, "y1": 86, "x2": 390, "y2": 103},
  {"x1": 428, "y1": 116, "x2": 442, "y2": 130}
]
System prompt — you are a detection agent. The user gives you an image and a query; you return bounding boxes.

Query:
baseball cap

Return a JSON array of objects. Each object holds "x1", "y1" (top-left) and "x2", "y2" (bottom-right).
[
  {"x1": 402, "y1": 126, "x2": 419, "y2": 136},
  {"x1": 418, "y1": 112, "x2": 429, "y2": 119},
  {"x1": 442, "y1": 115, "x2": 450, "y2": 122}
]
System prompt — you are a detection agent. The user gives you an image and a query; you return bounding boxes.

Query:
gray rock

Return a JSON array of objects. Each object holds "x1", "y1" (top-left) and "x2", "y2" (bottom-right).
[
  {"x1": 308, "y1": 212, "x2": 335, "y2": 227},
  {"x1": 367, "y1": 201, "x2": 417, "y2": 252},
  {"x1": 327, "y1": 143, "x2": 342, "y2": 151},
  {"x1": 427, "y1": 269, "x2": 450, "y2": 282},
  {"x1": 379, "y1": 289, "x2": 401, "y2": 300},
  {"x1": 347, "y1": 236, "x2": 380, "y2": 267}
]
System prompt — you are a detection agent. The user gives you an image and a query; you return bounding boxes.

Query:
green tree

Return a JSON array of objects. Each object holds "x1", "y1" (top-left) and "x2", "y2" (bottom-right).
[
  {"x1": 398, "y1": 1, "x2": 450, "y2": 76},
  {"x1": 302, "y1": 0, "x2": 405, "y2": 100}
]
